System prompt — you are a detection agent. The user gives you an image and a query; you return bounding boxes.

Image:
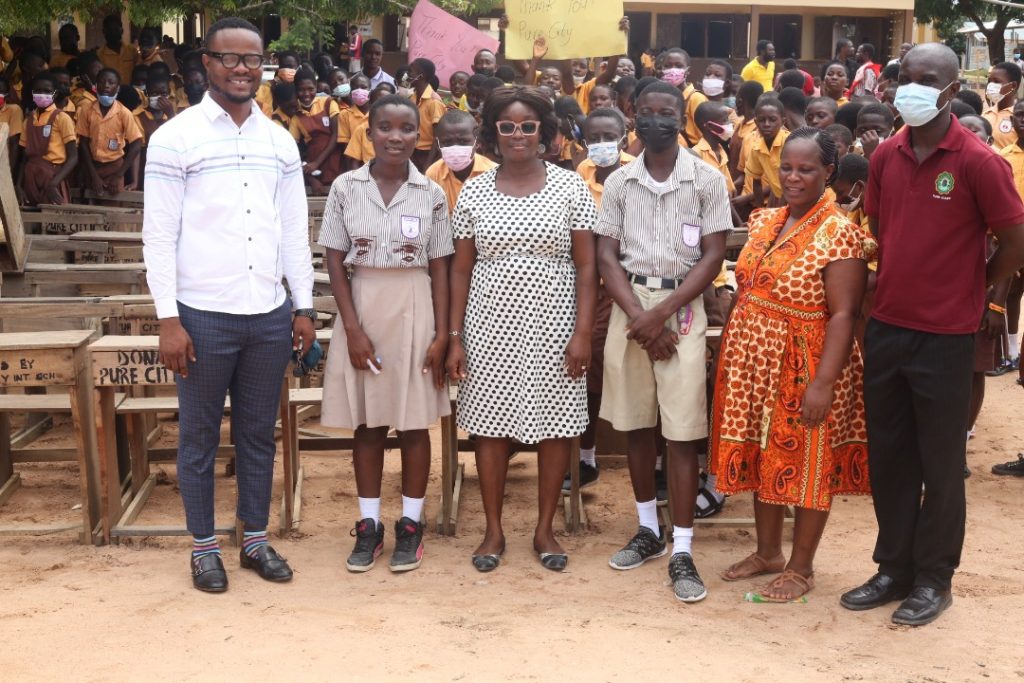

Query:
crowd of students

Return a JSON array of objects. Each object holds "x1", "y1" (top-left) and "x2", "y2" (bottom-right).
[{"x1": 40, "y1": 13, "x2": 1013, "y2": 621}]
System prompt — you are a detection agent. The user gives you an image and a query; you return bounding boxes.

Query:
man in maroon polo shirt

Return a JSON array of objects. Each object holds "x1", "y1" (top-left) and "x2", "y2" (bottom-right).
[{"x1": 840, "y1": 43, "x2": 1024, "y2": 626}]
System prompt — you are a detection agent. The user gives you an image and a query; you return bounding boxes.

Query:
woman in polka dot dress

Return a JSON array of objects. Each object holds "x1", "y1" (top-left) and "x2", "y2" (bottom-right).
[
  {"x1": 709, "y1": 128, "x2": 875, "y2": 601},
  {"x1": 447, "y1": 86, "x2": 598, "y2": 573}
]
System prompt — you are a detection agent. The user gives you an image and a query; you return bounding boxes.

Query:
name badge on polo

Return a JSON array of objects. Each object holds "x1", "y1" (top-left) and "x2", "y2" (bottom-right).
[
  {"x1": 1001, "y1": 118, "x2": 1014, "y2": 134},
  {"x1": 933, "y1": 171, "x2": 955, "y2": 201},
  {"x1": 107, "y1": 138, "x2": 119, "y2": 151},
  {"x1": 400, "y1": 215, "x2": 421, "y2": 239},
  {"x1": 682, "y1": 223, "x2": 701, "y2": 248},
  {"x1": 42, "y1": 125, "x2": 52, "y2": 138},
  {"x1": 322, "y1": 116, "x2": 330, "y2": 127}
]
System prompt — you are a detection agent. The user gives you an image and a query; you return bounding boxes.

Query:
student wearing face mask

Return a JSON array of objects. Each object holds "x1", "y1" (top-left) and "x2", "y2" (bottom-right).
[
  {"x1": 15, "y1": 71, "x2": 77, "y2": 206},
  {"x1": 425, "y1": 109, "x2": 495, "y2": 212},
  {"x1": 327, "y1": 68, "x2": 351, "y2": 109},
  {"x1": 853, "y1": 102, "x2": 895, "y2": 160},
  {"x1": 693, "y1": 101, "x2": 735, "y2": 195},
  {"x1": 338, "y1": 72, "x2": 372, "y2": 154},
  {"x1": 656, "y1": 47, "x2": 707, "y2": 146},
  {"x1": 76, "y1": 67, "x2": 143, "y2": 196},
  {"x1": 983, "y1": 61, "x2": 1021, "y2": 149},
  {"x1": 133, "y1": 74, "x2": 175, "y2": 190},
  {"x1": 843, "y1": 42, "x2": 1024, "y2": 628},
  {"x1": 565, "y1": 107, "x2": 634, "y2": 493},
  {"x1": 597, "y1": 81, "x2": 730, "y2": 603}
]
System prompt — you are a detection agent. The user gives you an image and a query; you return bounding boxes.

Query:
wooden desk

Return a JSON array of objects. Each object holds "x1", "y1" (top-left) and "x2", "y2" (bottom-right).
[
  {"x1": 0, "y1": 330, "x2": 101, "y2": 543},
  {"x1": 89, "y1": 336, "x2": 237, "y2": 543}
]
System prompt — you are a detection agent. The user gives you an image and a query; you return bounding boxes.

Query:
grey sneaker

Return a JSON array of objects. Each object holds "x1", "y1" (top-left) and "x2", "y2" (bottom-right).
[
  {"x1": 609, "y1": 526, "x2": 667, "y2": 570},
  {"x1": 668, "y1": 552, "x2": 707, "y2": 602},
  {"x1": 346, "y1": 518, "x2": 384, "y2": 573},
  {"x1": 390, "y1": 517, "x2": 424, "y2": 572}
]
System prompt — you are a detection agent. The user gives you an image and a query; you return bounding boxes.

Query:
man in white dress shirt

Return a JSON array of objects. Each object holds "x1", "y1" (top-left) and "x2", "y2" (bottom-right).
[{"x1": 143, "y1": 17, "x2": 315, "y2": 593}]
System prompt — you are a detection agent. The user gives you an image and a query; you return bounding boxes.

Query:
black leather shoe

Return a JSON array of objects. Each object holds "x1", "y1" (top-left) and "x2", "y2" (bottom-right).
[
  {"x1": 240, "y1": 545, "x2": 294, "y2": 582},
  {"x1": 840, "y1": 573, "x2": 911, "y2": 611},
  {"x1": 192, "y1": 554, "x2": 228, "y2": 593},
  {"x1": 891, "y1": 586, "x2": 952, "y2": 626}
]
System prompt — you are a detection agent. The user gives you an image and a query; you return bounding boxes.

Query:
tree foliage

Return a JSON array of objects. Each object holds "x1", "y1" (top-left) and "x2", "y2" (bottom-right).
[
  {"x1": 916, "y1": 0, "x2": 1024, "y2": 63},
  {"x1": 1, "y1": 0, "x2": 498, "y2": 51}
]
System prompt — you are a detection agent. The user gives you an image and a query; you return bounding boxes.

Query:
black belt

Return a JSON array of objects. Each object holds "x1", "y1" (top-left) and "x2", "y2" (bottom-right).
[{"x1": 628, "y1": 273, "x2": 682, "y2": 290}]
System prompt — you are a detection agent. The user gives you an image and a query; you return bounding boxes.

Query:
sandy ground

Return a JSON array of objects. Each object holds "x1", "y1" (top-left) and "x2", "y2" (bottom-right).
[{"x1": 2, "y1": 374, "x2": 1024, "y2": 682}]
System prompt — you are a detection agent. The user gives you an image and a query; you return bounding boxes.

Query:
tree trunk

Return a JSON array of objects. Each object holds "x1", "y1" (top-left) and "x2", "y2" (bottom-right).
[{"x1": 986, "y1": 16, "x2": 1013, "y2": 65}]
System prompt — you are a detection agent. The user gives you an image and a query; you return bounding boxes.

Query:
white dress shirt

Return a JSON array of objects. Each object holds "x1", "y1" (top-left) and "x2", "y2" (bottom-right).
[
  {"x1": 364, "y1": 67, "x2": 395, "y2": 90},
  {"x1": 143, "y1": 93, "x2": 314, "y2": 319}
]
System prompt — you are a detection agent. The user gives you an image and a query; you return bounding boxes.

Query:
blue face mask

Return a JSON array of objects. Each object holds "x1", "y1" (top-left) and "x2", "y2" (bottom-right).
[
  {"x1": 333, "y1": 83, "x2": 351, "y2": 98},
  {"x1": 97, "y1": 94, "x2": 116, "y2": 107},
  {"x1": 723, "y1": 96, "x2": 737, "y2": 109},
  {"x1": 893, "y1": 81, "x2": 953, "y2": 128}
]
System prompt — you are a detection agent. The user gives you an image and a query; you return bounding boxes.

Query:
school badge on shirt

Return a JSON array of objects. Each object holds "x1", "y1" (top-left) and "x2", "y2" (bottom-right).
[
  {"x1": 1000, "y1": 119, "x2": 1014, "y2": 134},
  {"x1": 42, "y1": 124, "x2": 52, "y2": 138},
  {"x1": 935, "y1": 171, "x2": 955, "y2": 196}
]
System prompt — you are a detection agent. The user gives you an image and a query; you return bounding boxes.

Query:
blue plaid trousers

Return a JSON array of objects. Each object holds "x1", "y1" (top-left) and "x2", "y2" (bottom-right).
[{"x1": 176, "y1": 301, "x2": 292, "y2": 536}]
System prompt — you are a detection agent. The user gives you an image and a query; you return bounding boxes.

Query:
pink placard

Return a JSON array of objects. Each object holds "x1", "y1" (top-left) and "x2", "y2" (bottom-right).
[{"x1": 407, "y1": 0, "x2": 500, "y2": 88}]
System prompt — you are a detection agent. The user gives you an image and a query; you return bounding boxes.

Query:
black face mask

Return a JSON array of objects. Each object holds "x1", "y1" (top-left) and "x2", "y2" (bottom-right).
[
  {"x1": 473, "y1": 66, "x2": 494, "y2": 77},
  {"x1": 635, "y1": 115, "x2": 679, "y2": 152}
]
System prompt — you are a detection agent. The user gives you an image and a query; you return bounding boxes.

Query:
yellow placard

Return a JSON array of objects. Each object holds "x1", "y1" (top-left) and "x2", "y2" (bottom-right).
[{"x1": 504, "y1": 0, "x2": 626, "y2": 61}]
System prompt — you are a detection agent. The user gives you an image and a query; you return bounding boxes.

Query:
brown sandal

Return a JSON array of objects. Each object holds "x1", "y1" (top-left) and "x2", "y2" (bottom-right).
[
  {"x1": 757, "y1": 569, "x2": 815, "y2": 602},
  {"x1": 720, "y1": 552, "x2": 786, "y2": 582}
]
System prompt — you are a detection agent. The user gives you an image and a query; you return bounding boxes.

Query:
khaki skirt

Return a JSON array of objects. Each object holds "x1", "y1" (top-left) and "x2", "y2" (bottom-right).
[{"x1": 320, "y1": 267, "x2": 450, "y2": 431}]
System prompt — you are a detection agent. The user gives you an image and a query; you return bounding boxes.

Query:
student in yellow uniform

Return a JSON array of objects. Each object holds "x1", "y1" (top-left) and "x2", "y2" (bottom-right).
[
  {"x1": 820, "y1": 61, "x2": 850, "y2": 107},
  {"x1": 49, "y1": 67, "x2": 77, "y2": 122},
  {"x1": 693, "y1": 101, "x2": 736, "y2": 195},
  {"x1": 49, "y1": 24, "x2": 81, "y2": 69},
  {"x1": 134, "y1": 74, "x2": 175, "y2": 190},
  {"x1": 270, "y1": 82, "x2": 299, "y2": 130},
  {"x1": 255, "y1": 51, "x2": 299, "y2": 116},
  {"x1": 11, "y1": 51, "x2": 47, "y2": 103},
  {"x1": 344, "y1": 83, "x2": 395, "y2": 170},
  {"x1": 15, "y1": 71, "x2": 78, "y2": 205},
  {"x1": 137, "y1": 28, "x2": 165, "y2": 66},
  {"x1": 0, "y1": 75, "x2": 24, "y2": 171},
  {"x1": 338, "y1": 73, "x2": 371, "y2": 151},
  {"x1": 567, "y1": 107, "x2": 634, "y2": 490},
  {"x1": 743, "y1": 95, "x2": 789, "y2": 208},
  {"x1": 289, "y1": 68, "x2": 341, "y2": 194},
  {"x1": 729, "y1": 80, "x2": 763, "y2": 188},
  {"x1": 655, "y1": 47, "x2": 707, "y2": 146},
  {"x1": 97, "y1": 14, "x2": 138, "y2": 84},
  {"x1": 425, "y1": 109, "x2": 495, "y2": 213},
  {"x1": 999, "y1": 101, "x2": 1024, "y2": 372},
  {"x1": 407, "y1": 58, "x2": 447, "y2": 172},
  {"x1": 588, "y1": 84, "x2": 616, "y2": 112},
  {"x1": 76, "y1": 68, "x2": 143, "y2": 196},
  {"x1": 70, "y1": 52, "x2": 101, "y2": 110},
  {"x1": 983, "y1": 61, "x2": 1021, "y2": 149}
]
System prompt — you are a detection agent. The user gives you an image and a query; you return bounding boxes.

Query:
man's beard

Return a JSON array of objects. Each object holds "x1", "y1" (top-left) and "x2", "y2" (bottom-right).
[{"x1": 210, "y1": 80, "x2": 256, "y2": 104}]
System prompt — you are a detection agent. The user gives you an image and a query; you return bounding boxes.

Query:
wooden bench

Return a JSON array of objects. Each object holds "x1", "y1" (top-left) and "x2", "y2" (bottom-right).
[
  {"x1": 90, "y1": 336, "x2": 239, "y2": 544},
  {"x1": 0, "y1": 330, "x2": 102, "y2": 542}
]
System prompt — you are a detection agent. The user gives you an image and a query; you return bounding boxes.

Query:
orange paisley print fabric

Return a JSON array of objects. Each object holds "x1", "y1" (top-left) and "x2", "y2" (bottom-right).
[{"x1": 709, "y1": 195, "x2": 876, "y2": 511}]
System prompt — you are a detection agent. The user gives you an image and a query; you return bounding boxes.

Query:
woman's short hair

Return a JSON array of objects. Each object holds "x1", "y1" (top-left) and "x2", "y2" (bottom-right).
[
  {"x1": 368, "y1": 93, "x2": 420, "y2": 127},
  {"x1": 480, "y1": 86, "x2": 559, "y2": 150},
  {"x1": 784, "y1": 126, "x2": 840, "y2": 185}
]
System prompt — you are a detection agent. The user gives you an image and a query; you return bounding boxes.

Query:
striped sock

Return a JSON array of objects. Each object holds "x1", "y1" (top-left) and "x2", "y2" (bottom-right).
[
  {"x1": 192, "y1": 535, "x2": 220, "y2": 561},
  {"x1": 242, "y1": 530, "x2": 268, "y2": 559}
]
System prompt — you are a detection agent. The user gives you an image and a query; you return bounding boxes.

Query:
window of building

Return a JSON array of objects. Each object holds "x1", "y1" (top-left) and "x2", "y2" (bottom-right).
[{"x1": 759, "y1": 14, "x2": 802, "y2": 59}]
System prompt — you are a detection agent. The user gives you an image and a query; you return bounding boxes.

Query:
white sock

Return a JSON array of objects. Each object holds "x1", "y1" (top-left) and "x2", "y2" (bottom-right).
[
  {"x1": 672, "y1": 526, "x2": 694, "y2": 557},
  {"x1": 1010, "y1": 333, "x2": 1020, "y2": 359},
  {"x1": 636, "y1": 499, "x2": 659, "y2": 536},
  {"x1": 401, "y1": 495, "x2": 425, "y2": 523},
  {"x1": 579, "y1": 447, "x2": 597, "y2": 467},
  {"x1": 655, "y1": 454, "x2": 663, "y2": 472},
  {"x1": 704, "y1": 473, "x2": 725, "y2": 502},
  {"x1": 358, "y1": 496, "x2": 381, "y2": 524}
]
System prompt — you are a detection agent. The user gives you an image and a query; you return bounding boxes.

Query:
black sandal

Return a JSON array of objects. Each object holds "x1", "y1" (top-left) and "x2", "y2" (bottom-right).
[{"x1": 694, "y1": 487, "x2": 725, "y2": 519}]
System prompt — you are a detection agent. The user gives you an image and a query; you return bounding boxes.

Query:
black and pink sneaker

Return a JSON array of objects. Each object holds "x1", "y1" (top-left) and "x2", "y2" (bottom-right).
[
  {"x1": 390, "y1": 517, "x2": 424, "y2": 572},
  {"x1": 346, "y1": 518, "x2": 384, "y2": 573}
]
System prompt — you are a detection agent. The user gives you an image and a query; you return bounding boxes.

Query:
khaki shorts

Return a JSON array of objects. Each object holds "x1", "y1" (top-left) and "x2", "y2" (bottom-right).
[{"x1": 599, "y1": 284, "x2": 708, "y2": 442}]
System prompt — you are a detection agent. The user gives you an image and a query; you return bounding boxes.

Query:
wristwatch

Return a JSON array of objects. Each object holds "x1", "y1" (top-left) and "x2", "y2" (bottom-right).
[{"x1": 294, "y1": 308, "x2": 318, "y2": 321}]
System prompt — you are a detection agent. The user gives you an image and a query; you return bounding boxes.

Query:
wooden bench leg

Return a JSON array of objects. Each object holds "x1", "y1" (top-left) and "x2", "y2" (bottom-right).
[
  {"x1": 565, "y1": 436, "x2": 583, "y2": 532},
  {"x1": 94, "y1": 387, "x2": 120, "y2": 544},
  {"x1": 125, "y1": 413, "x2": 150, "y2": 497},
  {"x1": 0, "y1": 412, "x2": 13, "y2": 500},
  {"x1": 438, "y1": 413, "x2": 460, "y2": 536},
  {"x1": 69, "y1": 371, "x2": 102, "y2": 544},
  {"x1": 280, "y1": 385, "x2": 296, "y2": 535}
]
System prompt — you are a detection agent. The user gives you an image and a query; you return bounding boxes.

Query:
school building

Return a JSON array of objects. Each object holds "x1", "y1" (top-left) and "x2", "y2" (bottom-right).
[{"x1": 617, "y1": 1, "x2": 916, "y2": 71}]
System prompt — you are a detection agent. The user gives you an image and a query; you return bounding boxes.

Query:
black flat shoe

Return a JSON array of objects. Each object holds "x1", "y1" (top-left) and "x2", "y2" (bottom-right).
[
  {"x1": 840, "y1": 573, "x2": 911, "y2": 611},
  {"x1": 240, "y1": 545, "x2": 293, "y2": 582},
  {"x1": 472, "y1": 547, "x2": 504, "y2": 573},
  {"x1": 192, "y1": 554, "x2": 228, "y2": 593},
  {"x1": 538, "y1": 552, "x2": 568, "y2": 572},
  {"x1": 891, "y1": 586, "x2": 952, "y2": 626}
]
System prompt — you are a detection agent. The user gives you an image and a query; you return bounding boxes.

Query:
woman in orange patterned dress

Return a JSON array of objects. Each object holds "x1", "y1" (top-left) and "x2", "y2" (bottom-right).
[{"x1": 710, "y1": 127, "x2": 875, "y2": 601}]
